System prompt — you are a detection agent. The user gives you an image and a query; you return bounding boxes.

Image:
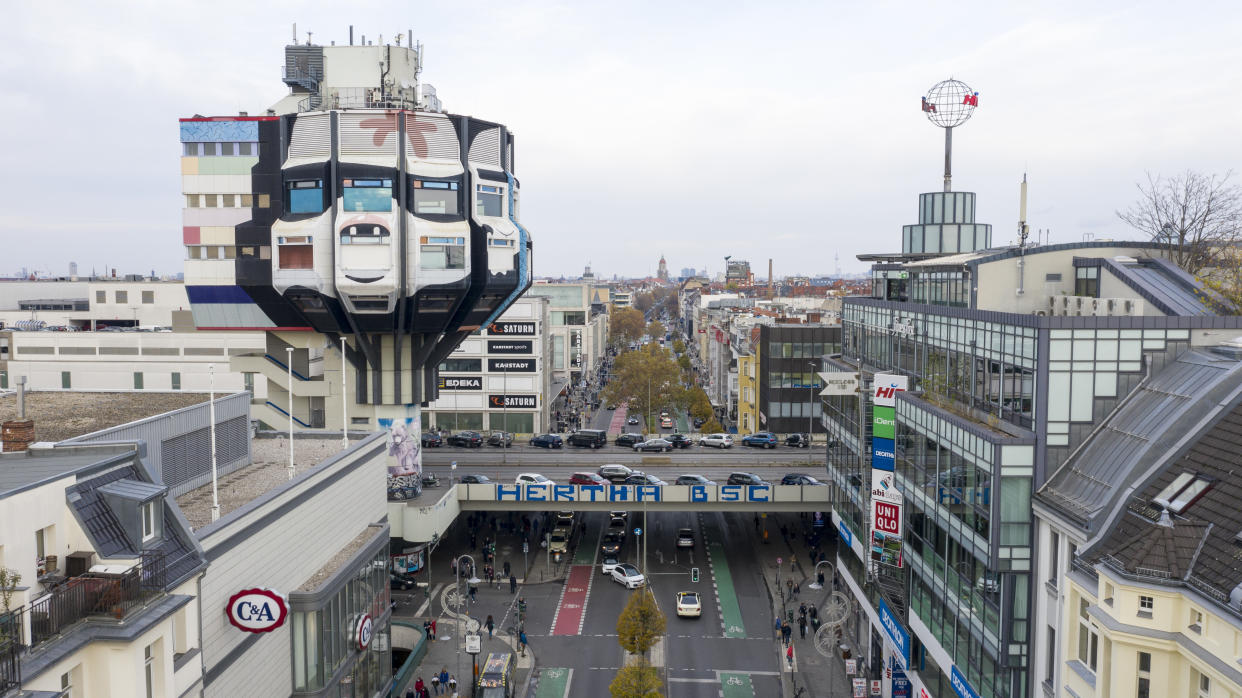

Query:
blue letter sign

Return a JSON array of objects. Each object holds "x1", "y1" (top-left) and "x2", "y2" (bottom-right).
[{"x1": 878, "y1": 598, "x2": 910, "y2": 669}]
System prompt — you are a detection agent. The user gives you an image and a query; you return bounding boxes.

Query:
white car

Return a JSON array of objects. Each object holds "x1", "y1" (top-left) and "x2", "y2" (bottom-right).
[
  {"x1": 699, "y1": 434, "x2": 734, "y2": 449},
  {"x1": 676, "y1": 528, "x2": 695, "y2": 548},
  {"x1": 600, "y1": 555, "x2": 621, "y2": 576},
  {"x1": 515, "y1": 473, "x2": 550, "y2": 485},
  {"x1": 660, "y1": 417, "x2": 673, "y2": 428},
  {"x1": 611, "y1": 563, "x2": 646, "y2": 589},
  {"x1": 676, "y1": 591, "x2": 702, "y2": 617}
]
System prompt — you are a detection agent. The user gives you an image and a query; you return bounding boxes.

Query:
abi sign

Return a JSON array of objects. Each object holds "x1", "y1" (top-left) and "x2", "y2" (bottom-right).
[{"x1": 226, "y1": 588, "x2": 289, "y2": 633}]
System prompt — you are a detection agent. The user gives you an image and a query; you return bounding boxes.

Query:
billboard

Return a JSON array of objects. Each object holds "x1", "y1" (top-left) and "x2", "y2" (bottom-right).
[
  {"x1": 488, "y1": 358, "x2": 536, "y2": 372},
  {"x1": 487, "y1": 340, "x2": 533, "y2": 354},
  {"x1": 487, "y1": 321, "x2": 536, "y2": 335},
  {"x1": 379, "y1": 415, "x2": 422, "y2": 500},
  {"x1": 871, "y1": 499, "x2": 904, "y2": 568}
]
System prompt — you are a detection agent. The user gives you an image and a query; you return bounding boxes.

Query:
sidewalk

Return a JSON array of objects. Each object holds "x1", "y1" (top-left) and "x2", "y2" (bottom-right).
[{"x1": 757, "y1": 513, "x2": 855, "y2": 698}]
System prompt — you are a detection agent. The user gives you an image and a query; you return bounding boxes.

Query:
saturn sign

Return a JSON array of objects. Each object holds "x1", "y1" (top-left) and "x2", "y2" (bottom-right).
[{"x1": 225, "y1": 588, "x2": 289, "y2": 633}]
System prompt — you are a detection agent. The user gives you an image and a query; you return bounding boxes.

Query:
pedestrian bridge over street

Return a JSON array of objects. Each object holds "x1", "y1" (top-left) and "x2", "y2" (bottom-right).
[{"x1": 388, "y1": 483, "x2": 831, "y2": 542}]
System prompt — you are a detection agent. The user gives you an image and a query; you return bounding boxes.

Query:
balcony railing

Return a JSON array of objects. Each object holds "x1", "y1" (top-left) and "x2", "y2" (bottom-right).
[{"x1": 5, "y1": 552, "x2": 168, "y2": 657}]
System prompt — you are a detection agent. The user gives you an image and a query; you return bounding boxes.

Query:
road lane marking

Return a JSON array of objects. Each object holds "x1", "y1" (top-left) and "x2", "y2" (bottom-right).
[
  {"x1": 550, "y1": 565, "x2": 594, "y2": 635},
  {"x1": 704, "y1": 525, "x2": 746, "y2": 639},
  {"x1": 719, "y1": 672, "x2": 755, "y2": 697},
  {"x1": 533, "y1": 667, "x2": 572, "y2": 698}
]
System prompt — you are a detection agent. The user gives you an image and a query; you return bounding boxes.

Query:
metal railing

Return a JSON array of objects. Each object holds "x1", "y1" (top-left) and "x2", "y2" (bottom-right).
[
  {"x1": 0, "y1": 615, "x2": 19, "y2": 691},
  {"x1": 10, "y1": 552, "x2": 167, "y2": 654}
]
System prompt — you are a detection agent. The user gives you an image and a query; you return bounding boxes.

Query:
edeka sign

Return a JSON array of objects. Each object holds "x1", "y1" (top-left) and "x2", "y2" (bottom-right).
[
  {"x1": 872, "y1": 437, "x2": 896, "y2": 471},
  {"x1": 872, "y1": 406, "x2": 896, "y2": 441},
  {"x1": 878, "y1": 598, "x2": 910, "y2": 669},
  {"x1": 439, "y1": 376, "x2": 482, "y2": 391},
  {"x1": 493, "y1": 483, "x2": 773, "y2": 503},
  {"x1": 949, "y1": 665, "x2": 982, "y2": 698}
]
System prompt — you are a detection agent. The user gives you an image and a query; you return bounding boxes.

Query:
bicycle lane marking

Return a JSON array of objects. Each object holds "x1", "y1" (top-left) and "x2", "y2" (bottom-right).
[
  {"x1": 550, "y1": 565, "x2": 593, "y2": 635},
  {"x1": 719, "y1": 672, "x2": 755, "y2": 698},
  {"x1": 704, "y1": 518, "x2": 746, "y2": 639},
  {"x1": 534, "y1": 667, "x2": 573, "y2": 698}
]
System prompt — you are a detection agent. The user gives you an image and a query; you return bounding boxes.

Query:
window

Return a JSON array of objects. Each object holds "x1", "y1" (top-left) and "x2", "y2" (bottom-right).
[
  {"x1": 185, "y1": 194, "x2": 200, "y2": 208},
  {"x1": 258, "y1": 194, "x2": 271, "y2": 208},
  {"x1": 61, "y1": 371, "x2": 71, "y2": 389},
  {"x1": 420, "y1": 236, "x2": 466, "y2": 269},
  {"x1": 35, "y1": 528, "x2": 45, "y2": 565},
  {"x1": 133, "y1": 372, "x2": 144, "y2": 390},
  {"x1": 476, "y1": 183, "x2": 503, "y2": 217},
  {"x1": 204, "y1": 193, "x2": 219, "y2": 208},
  {"x1": 144, "y1": 644, "x2": 155, "y2": 698},
  {"x1": 171, "y1": 373, "x2": 181, "y2": 391},
  {"x1": 413, "y1": 179, "x2": 460, "y2": 215},
  {"x1": 1190, "y1": 608, "x2": 1203, "y2": 633},
  {"x1": 61, "y1": 670, "x2": 73, "y2": 697},
  {"x1": 243, "y1": 372, "x2": 254, "y2": 395},
  {"x1": 1197, "y1": 672, "x2": 1211, "y2": 698},
  {"x1": 1077, "y1": 598, "x2": 1098, "y2": 671},
  {"x1": 340, "y1": 225, "x2": 390, "y2": 245},
  {"x1": 238, "y1": 142, "x2": 254, "y2": 156},
  {"x1": 1075, "y1": 266, "x2": 1099, "y2": 297},
  {"x1": 187, "y1": 246, "x2": 202, "y2": 260},
  {"x1": 439, "y1": 358, "x2": 481, "y2": 372},
  {"x1": 1139, "y1": 595, "x2": 1154, "y2": 618},
  {"x1": 1047, "y1": 531, "x2": 1060, "y2": 586},
  {"x1": 351, "y1": 417, "x2": 370, "y2": 425},
  {"x1": 142, "y1": 290, "x2": 154, "y2": 304},
  {"x1": 141, "y1": 501, "x2": 156, "y2": 542},
  {"x1": 342, "y1": 178, "x2": 392, "y2": 212},
  {"x1": 115, "y1": 290, "x2": 128, "y2": 304},
  {"x1": 279, "y1": 242, "x2": 313, "y2": 270},
  {"x1": 1045, "y1": 626, "x2": 1056, "y2": 686},
  {"x1": 183, "y1": 143, "x2": 199, "y2": 156},
  {"x1": 1137, "y1": 652, "x2": 1151, "y2": 698},
  {"x1": 95, "y1": 290, "x2": 106, "y2": 304},
  {"x1": 201, "y1": 142, "x2": 219, "y2": 157},
  {"x1": 1104, "y1": 582, "x2": 1114, "y2": 606},
  {"x1": 1155, "y1": 473, "x2": 1214, "y2": 514},
  {"x1": 287, "y1": 179, "x2": 325, "y2": 214}
]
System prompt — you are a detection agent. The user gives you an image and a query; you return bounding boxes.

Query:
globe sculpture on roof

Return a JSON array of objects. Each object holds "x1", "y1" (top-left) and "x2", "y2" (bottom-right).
[{"x1": 920, "y1": 78, "x2": 979, "y2": 191}]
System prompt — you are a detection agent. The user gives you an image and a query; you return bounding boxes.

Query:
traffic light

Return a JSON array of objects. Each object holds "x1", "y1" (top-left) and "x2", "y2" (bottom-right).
[{"x1": 691, "y1": 567, "x2": 699, "y2": 583}]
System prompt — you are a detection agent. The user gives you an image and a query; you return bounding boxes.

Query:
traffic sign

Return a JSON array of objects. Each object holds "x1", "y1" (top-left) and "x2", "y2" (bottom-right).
[
  {"x1": 634, "y1": 528, "x2": 642, "y2": 536},
  {"x1": 777, "y1": 557, "x2": 783, "y2": 566},
  {"x1": 522, "y1": 542, "x2": 529, "y2": 553}
]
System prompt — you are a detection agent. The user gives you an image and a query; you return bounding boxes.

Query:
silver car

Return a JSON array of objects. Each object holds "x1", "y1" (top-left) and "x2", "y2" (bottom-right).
[
  {"x1": 698, "y1": 433, "x2": 734, "y2": 448},
  {"x1": 611, "y1": 563, "x2": 646, "y2": 588},
  {"x1": 634, "y1": 438, "x2": 673, "y2": 453}
]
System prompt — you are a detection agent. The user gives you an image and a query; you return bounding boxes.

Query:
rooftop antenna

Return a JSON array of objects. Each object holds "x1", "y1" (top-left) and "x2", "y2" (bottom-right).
[
  {"x1": 395, "y1": 33, "x2": 403, "y2": 47},
  {"x1": 306, "y1": 31, "x2": 313, "y2": 46},
  {"x1": 1016, "y1": 173, "x2": 1030, "y2": 296},
  {"x1": 292, "y1": 22, "x2": 297, "y2": 43},
  {"x1": 349, "y1": 25, "x2": 354, "y2": 45}
]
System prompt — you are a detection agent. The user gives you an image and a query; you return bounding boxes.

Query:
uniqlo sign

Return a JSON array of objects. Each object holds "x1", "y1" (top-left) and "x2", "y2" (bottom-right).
[{"x1": 874, "y1": 501, "x2": 901, "y2": 535}]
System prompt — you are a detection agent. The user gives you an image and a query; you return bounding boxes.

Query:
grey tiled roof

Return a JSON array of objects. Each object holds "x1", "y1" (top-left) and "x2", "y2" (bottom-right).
[
  {"x1": 1039, "y1": 350, "x2": 1242, "y2": 531},
  {"x1": 97, "y1": 478, "x2": 166, "y2": 501},
  {"x1": 1098, "y1": 256, "x2": 1234, "y2": 316},
  {"x1": 1093, "y1": 401, "x2": 1242, "y2": 601}
]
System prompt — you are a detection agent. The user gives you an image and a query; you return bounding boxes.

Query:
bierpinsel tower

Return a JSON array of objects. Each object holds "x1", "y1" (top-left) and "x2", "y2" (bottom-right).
[
  {"x1": 904, "y1": 79, "x2": 991, "y2": 256},
  {"x1": 179, "y1": 28, "x2": 533, "y2": 496}
]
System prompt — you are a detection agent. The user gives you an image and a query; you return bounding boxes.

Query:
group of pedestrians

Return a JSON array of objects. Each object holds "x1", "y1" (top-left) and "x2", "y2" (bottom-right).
[{"x1": 409, "y1": 667, "x2": 456, "y2": 697}]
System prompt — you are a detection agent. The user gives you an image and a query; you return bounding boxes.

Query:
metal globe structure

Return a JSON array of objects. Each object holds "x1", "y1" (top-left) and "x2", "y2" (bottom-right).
[
  {"x1": 920, "y1": 78, "x2": 980, "y2": 191},
  {"x1": 923, "y1": 79, "x2": 977, "y2": 128}
]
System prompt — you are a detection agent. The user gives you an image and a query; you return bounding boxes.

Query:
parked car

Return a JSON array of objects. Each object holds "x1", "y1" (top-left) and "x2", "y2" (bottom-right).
[
  {"x1": 726, "y1": 472, "x2": 769, "y2": 486},
  {"x1": 676, "y1": 591, "x2": 701, "y2": 617},
  {"x1": 569, "y1": 472, "x2": 608, "y2": 486},
  {"x1": 692, "y1": 417, "x2": 705, "y2": 429},
  {"x1": 611, "y1": 563, "x2": 646, "y2": 589},
  {"x1": 421, "y1": 432, "x2": 442, "y2": 447},
  {"x1": 447, "y1": 430, "x2": 484, "y2": 448},
  {"x1": 600, "y1": 532, "x2": 624, "y2": 556},
  {"x1": 598, "y1": 464, "x2": 634, "y2": 483},
  {"x1": 665, "y1": 434, "x2": 694, "y2": 449},
  {"x1": 515, "y1": 473, "x2": 551, "y2": 485},
  {"x1": 530, "y1": 433, "x2": 564, "y2": 449},
  {"x1": 741, "y1": 432, "x2": 778, "y2": 449},
  {"x1": 487, "y1": 431, "x2": 514, "y2": 447},
  {"x1": 606, "y1": 403, "x2": 617, "y2": 410},
  {"x1": 781, "y1": 473, "x2": 827, "y2": 486},
  {"x1": 627, "y1": 415, "x2": 641, "y2": 425},
  {"x1": 784, "y1": 433, "x2": 812, "y2": 448},
  {"x1": 624, "y1": 472, "x2": 668, "y2": 486},
  {"x1": 567, "y1": 429, "x2": 608, "y2": 449},
  {"x1": 660, "y1": 416, "x2": 674, "y2": 429},
  {"x1": 699, "y1": 433, "x2": 734, "y2": 448},
  {"x1": 675, "y1": 474, "x2": 717, "y2": 486},
  {"x1": 390, "y1": 572, "x2": 416, "y2": 590},
  {"x1": 459, "y1": 474, "x2": 492, "y2": 484},
  {"x1": 601, "y1": 555, "x2": 621, "y2": 576},
  {"x1": 614, "y1": 433, "x2": 645, "y2": 448},
  {"x1": 634, "y1": 438, "x2": 673, "y2": 453},
  {"x1": 676, "y1": 528, "x2": 695, "y2": 548}
]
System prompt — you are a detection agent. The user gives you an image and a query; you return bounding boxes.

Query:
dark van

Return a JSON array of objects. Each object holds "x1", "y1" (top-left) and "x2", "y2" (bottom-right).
[{"x1": 567, "y1": 429, "x2": 607, "y2": 449}]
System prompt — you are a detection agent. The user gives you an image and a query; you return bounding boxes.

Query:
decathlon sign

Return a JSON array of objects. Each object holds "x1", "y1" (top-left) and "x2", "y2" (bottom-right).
[
  {"x1": 878, "y1": 598, "x2": 910, "y2": 668},
  {"x1": 950, "y1": 665, "x2": 982, "y2": 698},
  {"x1": 225, "y1": 588, "x2": 289, "y2": 634}
]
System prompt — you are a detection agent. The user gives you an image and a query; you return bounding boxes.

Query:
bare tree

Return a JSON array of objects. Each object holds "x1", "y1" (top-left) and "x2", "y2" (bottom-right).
[{"x1": 1117, "y1": 170, "x2": 1242, "y2": 276}]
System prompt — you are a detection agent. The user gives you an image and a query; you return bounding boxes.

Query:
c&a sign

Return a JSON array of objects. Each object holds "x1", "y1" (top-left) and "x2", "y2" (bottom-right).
[{"x1": 226, "y1": 588, "x2": 289, "y2": 633}]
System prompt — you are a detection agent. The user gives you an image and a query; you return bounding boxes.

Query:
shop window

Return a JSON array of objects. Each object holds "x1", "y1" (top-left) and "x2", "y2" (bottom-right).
[
  {"x1": 412, "y1": 179, "x2": 460, "y2": 215},
  {"x1": 342, "y1": 179, "x2": 392, "y2": 212}
]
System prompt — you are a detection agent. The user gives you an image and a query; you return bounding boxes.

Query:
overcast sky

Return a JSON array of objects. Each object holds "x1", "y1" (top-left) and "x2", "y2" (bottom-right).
[{"x1": 4, "y1": 1, "x2": 1241, "y2": 280}]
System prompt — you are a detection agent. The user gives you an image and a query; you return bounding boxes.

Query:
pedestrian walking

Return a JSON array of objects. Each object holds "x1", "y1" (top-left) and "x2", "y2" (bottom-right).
[
  {"x1": 448, "y1": 675, "x2": 457, "y2": 693},
  {"x1": 414, "y1": 678, "x2": 425, "y2": 696},
  {"x1": 793, "y1": 582, "x2": 801, "y2": 598},
  {"x1": 798, "y1": 615, "x2": 807, "y2": 639},
  {"x1": 439, "y1": 668, "x2": 449, "y2": 694},
  {"x1": 781, "y1": 620, "x2": 792, "y2": 643},
  {"x1": 786, "y1": 644, "x2": 794, "y2": 667},
  {"x1": 799, "y1": 602, "x2": 807, "y2": 619},
  {"x1": 430, "y1": 674, "x2": 440, "y2": 694},
  {"x1": 423, "y1": 620, "x2": 431, "y2": 639},
  {"x1": 430, "y1": 619, "x2": 437, "y2": 640},
  {"x1": 503, "y1": 560, "x2": 511, "y2": 577},
  {"x1": 774, "y1": 616, "x2": 783, "y2": 639},
  {"x1": 786, "y1": 579, "x2": 793, "y2": 596},
  {"x1": 519, "y1": 630, "x2": 528, "y2": 656},
  {"x1": 809, "y1": 606, "x2": 818, "y2": 622},
  {"x1": 468, "y1": 584, "x2": 477, "y2": 602},
  {"x1": 510, "y1": 573, "x2": 517, "y2": 593},
  {"x1": 406, "y1": 687, "x2": 415, "y2": 698},
  {"x1": 486, "y1": 614, "x2": 495, "y2": 638}
]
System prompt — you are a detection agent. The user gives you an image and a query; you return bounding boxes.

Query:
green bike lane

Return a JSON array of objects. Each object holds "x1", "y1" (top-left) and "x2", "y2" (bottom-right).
[{"x1": 531, "y1": 667, "x2": 573, "y2": 697}]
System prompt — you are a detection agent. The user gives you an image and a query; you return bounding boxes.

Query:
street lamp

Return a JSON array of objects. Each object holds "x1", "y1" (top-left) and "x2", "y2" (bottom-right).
[{"x1": 455, "y1": 553, "x2": 481, "y2": 692}]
